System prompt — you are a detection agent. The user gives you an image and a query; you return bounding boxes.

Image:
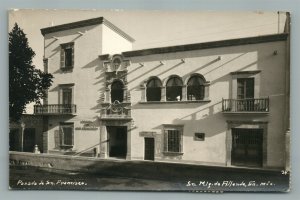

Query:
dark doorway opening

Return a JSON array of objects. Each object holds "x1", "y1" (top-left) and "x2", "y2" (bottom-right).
[
  {"x1": 231, "y1": 128, "x2": 263, "y2": 167},
  {"x1": 107, "y1": 126, "x2": 127, "y2": 158},
  {"x1": 23, "y1": 128, "x2": 36, "y2": 152},
  {"x1": 144, "y1": 137, "x2": 155, "y2": 161},
  {"x1": 9, "y1": 129, "x2": 19, "y2": 151}
]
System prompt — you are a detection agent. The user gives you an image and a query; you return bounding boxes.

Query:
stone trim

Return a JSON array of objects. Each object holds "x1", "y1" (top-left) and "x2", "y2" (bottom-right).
[
  {"x1": 122, "y1": 33, "x2": 288, "y2": 57},
  {"x1": 41, "y1": 17, "x2": 135, "y2": 42},
  {"x1": 230, "y1": 70, "x2": 261, "y2": 75},
  {"x1": 139, "y1": 100, "x2": 211, "y2": 104},
  {"x1": 99, "y1": 120, "x2": 133, "y2": 160},
  {"x1": 226, "y1": 121, "x2": 268, "y2": 168}
]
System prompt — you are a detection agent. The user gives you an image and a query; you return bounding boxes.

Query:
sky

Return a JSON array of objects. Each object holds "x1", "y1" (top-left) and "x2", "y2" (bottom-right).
[
  {"x1": 8, "y1": 10, "x2": 287, "y2": 113},
  {"x1": 9, "y1": 10, "x2": 287, "y2": 69}
]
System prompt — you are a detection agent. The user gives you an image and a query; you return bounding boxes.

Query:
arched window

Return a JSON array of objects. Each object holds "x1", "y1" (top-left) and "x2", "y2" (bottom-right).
[
  {"x1": 111, "y1": 80, "x2": 124, "y2": 102},
  {"x1": 146, "y1": 77, "x2": 162, "y2": 101},
  {"x1": 166, "y1": 76, "x2": 183, "y2": 101},
  {"x1": 187, "y1": 75, "x2": 205, "y2": 100}
]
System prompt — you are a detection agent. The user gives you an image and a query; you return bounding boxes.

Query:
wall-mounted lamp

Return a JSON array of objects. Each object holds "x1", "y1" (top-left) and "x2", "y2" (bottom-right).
[{"x1": 273, "y1": 50, "x2": 278, "y2": 56}]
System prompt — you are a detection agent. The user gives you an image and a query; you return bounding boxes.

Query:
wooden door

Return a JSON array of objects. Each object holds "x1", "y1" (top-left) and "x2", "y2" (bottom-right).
[
  {"x1": 144, "y1": 137, "x2": 155, "y2": 161},
  {"x1": 231, "y1": 128, "x2": 263, "y2": 167}
]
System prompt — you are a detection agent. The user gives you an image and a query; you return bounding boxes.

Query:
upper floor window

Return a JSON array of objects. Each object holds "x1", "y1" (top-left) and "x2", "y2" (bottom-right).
[
  {"x1": 146, "y1": 77, "x2": 162, "y2": 101},
  {"x1": 111, "y1": 80, "x2": 124, "y2": 102},
  {"x1": 60, "y1": 42, "x2": 74, "y2": 70},
  {"x1": 166, "y1": 76, "x2": 183, "y2": 101},
  {"x1": 237, "y1": 78, "x2": 254, "y2": 99},
  {"x1": 187, "y1": 75, "x2": 205, "y2": 100}
]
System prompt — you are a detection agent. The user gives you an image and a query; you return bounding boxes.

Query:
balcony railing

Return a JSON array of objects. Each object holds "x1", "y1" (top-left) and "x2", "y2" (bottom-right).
[
  {"x1": 34, "y1": 104, "x2": 76, "y2": 115},
  {"x1": 222, "y1": 98, "x2": 269, "y2": 113}
]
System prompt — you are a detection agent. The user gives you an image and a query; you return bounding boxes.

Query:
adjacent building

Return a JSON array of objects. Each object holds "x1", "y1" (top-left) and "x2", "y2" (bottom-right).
[{"x1": 10, "y1": 15, "x2": 290, "y2": 170}]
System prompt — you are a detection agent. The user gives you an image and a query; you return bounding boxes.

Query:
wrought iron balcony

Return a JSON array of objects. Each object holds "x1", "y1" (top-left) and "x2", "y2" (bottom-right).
[
  {"x1": 34, "y1": 104, "x2": 76, "y2": 115},
  {"x1": 222, "y1": 98, "x2": 269, "y2": 113}
]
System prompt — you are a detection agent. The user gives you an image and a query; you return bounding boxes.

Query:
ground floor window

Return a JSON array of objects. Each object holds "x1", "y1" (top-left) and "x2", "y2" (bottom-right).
[
  {"x1": 59, "y1": 123, "x2": 74, "y2": 148},
  {"x1": 163, "y1": 125, "x2": 183, "y2": 154}
]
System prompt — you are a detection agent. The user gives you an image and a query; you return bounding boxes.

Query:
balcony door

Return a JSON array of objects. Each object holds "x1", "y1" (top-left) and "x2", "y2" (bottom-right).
[
  {"x1": 62, "y1": 88, "x2": 72, "y2": 113},
  {"x1": 62, "y1": 88, "x2": 72, "y2": 105},
  {"x1": 237, "y1": 78, "x2": 254, "y2": 99},
  {"x1": 237, "y1": 78, "x2": 254, "y2": 111}
]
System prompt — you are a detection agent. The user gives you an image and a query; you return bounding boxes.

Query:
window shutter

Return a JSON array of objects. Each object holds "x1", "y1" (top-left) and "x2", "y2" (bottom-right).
[
  {"x1": 163, "y1": 130, "x2": 168, "y2": 152},
  {"x1": 71, "y1": 127, "x2": 74, "y2": 145},
  {"x1": 179, "y1": 130, "x2": 183, "y2": 153},
  {"x1": 59, "y1": 126, "x2": 64, "y2": 145},
  {"x1": 54, "y1": 130, "x2": 61, "y2": 148},
  {"x1": 60, "y1": 47, "x2": 65, "y2": 69},
  {"x1": 71, "y1": 44, "x2": 74, "y2": 67}
]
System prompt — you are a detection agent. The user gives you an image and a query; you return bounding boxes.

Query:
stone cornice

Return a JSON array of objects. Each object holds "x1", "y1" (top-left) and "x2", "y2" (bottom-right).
[
  {"x1": 41, "y1": 17, "x2": 135, "y2": 42},
  {"x1": 122, "y1": 33, "x2": 288, "y2": 57}
]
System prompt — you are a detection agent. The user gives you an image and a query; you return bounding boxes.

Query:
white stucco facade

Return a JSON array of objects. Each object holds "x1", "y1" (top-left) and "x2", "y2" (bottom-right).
[{"x1": 30, "y1": 16, "x2": 290, "y2": 170}]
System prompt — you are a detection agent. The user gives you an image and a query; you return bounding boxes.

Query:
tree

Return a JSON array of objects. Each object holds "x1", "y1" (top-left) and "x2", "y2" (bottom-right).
[{"x1": 9, "y1": 23, "x2": 53, "y2": 122}]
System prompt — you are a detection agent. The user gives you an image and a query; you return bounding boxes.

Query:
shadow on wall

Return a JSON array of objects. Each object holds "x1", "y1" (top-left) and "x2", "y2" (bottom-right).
[
  {"x1": 173, "y1": 101, "x2": 226, "y2": 138},
  {"x1": 82, "y1": 57, "x2": 100, "y2": 69},
  {"x1": 128, "y1": 63, "x2": 164, "y2": 85},
  {"x1": 128, "y1": 52, "x2": 248, "y2": 93},
  {"x1": 47, "y1": 34, "x2": 82, "y2": 60},
  {"x1": 90, "y1": 98, "x2": 102, "y2": 113},
  {"x1": 148, "y1": 101, "x2": 225, "y2": 138}
]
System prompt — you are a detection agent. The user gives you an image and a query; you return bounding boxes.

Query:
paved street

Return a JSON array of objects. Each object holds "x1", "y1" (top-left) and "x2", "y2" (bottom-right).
[{"x1": 9, "y1": 165, "x2": 290, "y2": 192}]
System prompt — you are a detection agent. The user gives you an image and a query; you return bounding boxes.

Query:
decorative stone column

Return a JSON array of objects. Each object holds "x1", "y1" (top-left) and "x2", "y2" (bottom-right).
[
  {"x1": 140, "y1": 85, "x2": 146, "y2": 102},
  {"x1": 182, "y1": 85, "x2": 187, "y2": 101},
  {"x1": 123, "y1": 85, "x2": 128, "y2": 102},
  {"x1": 105, "y1": 87, "x2": 110, "y2": 103},
  {"x1": 99, "y1": 124, "x2": 107, "y2": 158},
  {"x1": 161, "y1": 86, "x2": 166, "y2": 101},
  {"x1": 204, "y1": 82, "x2": 210, "y2": 100},
  {"x1": 126, "y1": 122, "x2": 132, "y2": 160}
]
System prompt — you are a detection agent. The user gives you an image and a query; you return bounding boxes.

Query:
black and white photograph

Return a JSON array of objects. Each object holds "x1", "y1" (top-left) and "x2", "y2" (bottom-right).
[{"x1": 8, "y1": 9, "x2": 291, "y2": 192}]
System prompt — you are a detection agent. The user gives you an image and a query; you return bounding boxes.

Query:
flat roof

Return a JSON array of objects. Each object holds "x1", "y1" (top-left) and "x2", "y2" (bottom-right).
[
  {"x1": 122, "y1": 33, "x2": 288, "y2": 57},
  {"x1": 40, "y1": 17, "x2": 135, "y2": 42}
]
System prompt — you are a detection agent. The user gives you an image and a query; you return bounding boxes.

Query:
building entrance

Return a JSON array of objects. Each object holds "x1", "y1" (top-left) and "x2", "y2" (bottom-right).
[
  {"x1": 107, "y1": 126, "x2": 127, "y2": 158},
  {"x1": 9, "y1": 129, "x2": 19, "y2": 151},
  {"x1": 231, "y1": 128, "x2": 263, "y2": 167},
  {"x1": 144, "y1": 137, "x2": 155, "y2": 161},
  {"x1": 23, "y1": 128, "x2": 36, "y2": 152}
]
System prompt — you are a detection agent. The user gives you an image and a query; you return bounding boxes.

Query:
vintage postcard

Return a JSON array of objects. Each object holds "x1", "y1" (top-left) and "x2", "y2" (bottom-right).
[{"x1": 8, "y1": 10, "x2": 290, "y2": 192}]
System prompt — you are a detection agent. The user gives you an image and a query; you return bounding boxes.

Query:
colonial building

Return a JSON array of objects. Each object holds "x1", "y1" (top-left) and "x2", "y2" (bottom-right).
[{"x1": 13, "y1": 15, "x2": 290, "y2": 169}]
